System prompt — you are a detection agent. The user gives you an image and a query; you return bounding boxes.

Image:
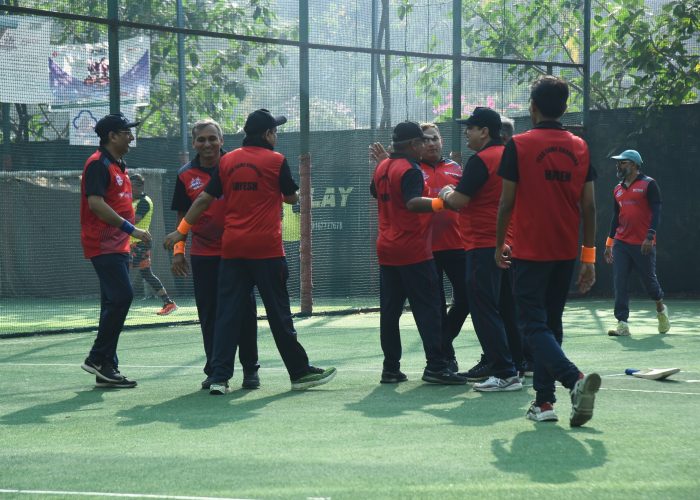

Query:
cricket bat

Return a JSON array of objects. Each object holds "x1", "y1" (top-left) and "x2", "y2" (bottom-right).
[{"x1": 624, "y1": 368, "x2": 680, "y2": 380}]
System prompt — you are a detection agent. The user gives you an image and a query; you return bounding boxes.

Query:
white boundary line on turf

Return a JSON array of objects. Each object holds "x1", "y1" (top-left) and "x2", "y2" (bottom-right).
[{"x1": 0, "y1": 489, "x2": 253, "y2": 500}]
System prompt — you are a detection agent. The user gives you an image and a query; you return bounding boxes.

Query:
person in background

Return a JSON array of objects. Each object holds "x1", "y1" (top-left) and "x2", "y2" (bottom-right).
[
  {"x1": 129, "y1": 173, "x2": 177, "y2": 316},
  {"x1": 605, "y1": 149, "x2": 669, "y2": 336},
  {"x1": 79, "y1": 113, "x2": 150, "y2": 389}
]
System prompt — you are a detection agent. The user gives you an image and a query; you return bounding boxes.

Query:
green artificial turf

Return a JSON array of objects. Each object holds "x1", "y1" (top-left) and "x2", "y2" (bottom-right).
[{"x1": 1, "y1": 299, "x2": 699, "y2": 499}]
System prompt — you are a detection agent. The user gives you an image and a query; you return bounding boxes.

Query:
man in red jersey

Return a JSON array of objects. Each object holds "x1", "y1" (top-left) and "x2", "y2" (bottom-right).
[
  {"x1": 170, "y1": 119, "x2": 260, "y2": 390},
  {"x1": 439, "y1": 107, "x2": 522, "y2": 393},
  {"x1": 369, "y1": 123, "x2": 469, "y2": 374},
  {"x1": 494, "y1": 75, "x2": 600, "y2": 426},
  {"x1": 604, "y1": 149, "x2": 669, "y2": 336},
  {"x1": 165, "y1": 109, "x2": 336, "y2": 395},
  {"x1": 80, "y1": 113, "x2": 151, "y2": 389},
  {"x1": 371, "y1": 121, "x2": 466, "y2": 385}
]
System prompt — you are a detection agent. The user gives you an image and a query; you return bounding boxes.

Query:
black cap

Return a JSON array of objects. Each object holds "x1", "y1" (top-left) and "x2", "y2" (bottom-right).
[
  {"x1": 392, "y1": 121, "x2": 425, "y2": 143},
  {"x1": 456, "y1": 107, "x2": 502, "y2": 133},
  {"x1": 243, "y1": 108, "x2": 287, "y2": 135},
  {"x1": 94, "y1": 112, "x2": 140, "y2": 138}
]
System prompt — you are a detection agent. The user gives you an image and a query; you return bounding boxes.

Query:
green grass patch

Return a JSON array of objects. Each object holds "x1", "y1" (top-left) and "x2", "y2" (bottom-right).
[{"x1": 1, "y1": 299, "x2": 699, "y2": 499}]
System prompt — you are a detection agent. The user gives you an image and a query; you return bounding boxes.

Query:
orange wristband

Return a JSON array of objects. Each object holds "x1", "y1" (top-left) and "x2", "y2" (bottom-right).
[
  {"x1": 605, "y1": 237, "x2": 614, "y2": 248},
  {"x1": 177, "y1": 218, "x2": 192, "y2": 236},
  {"x1": 173, "y1": 241, "x2": 185, "y2": 255},
  {"x1": 580, "y1": 245, "x2": 596, "y2": 264},
  {"x1": 431, "y1": 198, "x2": 444, "y2": 212}
]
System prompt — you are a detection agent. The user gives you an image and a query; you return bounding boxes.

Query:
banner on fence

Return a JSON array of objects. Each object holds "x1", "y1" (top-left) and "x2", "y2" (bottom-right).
[
  {"x1": 0, "y1": 16, "x2": 53, "y2": 104},
  {"x1": 49, "y1": 36, "x2": 150, "y2": 107}
]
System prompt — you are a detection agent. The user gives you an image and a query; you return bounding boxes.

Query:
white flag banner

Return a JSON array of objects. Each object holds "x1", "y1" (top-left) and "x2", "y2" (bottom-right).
[
  {"x1": 69, "y1": 104, "x2": 138, "y2": 147},
  {"x1": 0, "y1": 16, "x2": 53, "y2": 104},
  {"x1": 50, "y1": 36, "x2": 150, "y2": 107}
]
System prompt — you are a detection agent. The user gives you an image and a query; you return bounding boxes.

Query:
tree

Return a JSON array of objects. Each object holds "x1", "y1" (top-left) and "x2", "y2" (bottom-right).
[
  {"x1": 8, "y1": 0, "x2": 292, "y2": 141},
  {"x1": 402, "y1": 0, "x2": 699, "y2": 120}
]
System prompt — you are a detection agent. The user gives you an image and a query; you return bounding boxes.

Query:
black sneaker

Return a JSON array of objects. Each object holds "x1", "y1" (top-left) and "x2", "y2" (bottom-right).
[
  {"x1": 201, "y1": 376, "x2": 214, "y2": 390},
  {"x1": 95, "y1": 376, "x2": 137, "y2": 388},
  {"x1": 458, "y1": 356, "x2": 493, "y2": 382},
  {"x1": 81, "y1": 357, "x2": 122, "y2": 383},
  {"x1": 446, "y1": 358, "x2": 459, "y2": 373},
  {"x1": 242, "y1": 370, "x2": 260, "y2": 390},
  {"x1": 422, "y1": 368, "x2": 467, "y2": 385},
  {"x1": 380, "y1": 369, "x2": 408, "y2": 384}
]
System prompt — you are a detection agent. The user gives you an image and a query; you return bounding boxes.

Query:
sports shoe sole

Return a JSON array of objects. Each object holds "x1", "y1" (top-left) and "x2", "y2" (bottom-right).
[
  {"x1": 526, "y1": 411, "x2": 558, "y2": 422},
  {"x1": 291, "y1": 368, "x2": 337, "y2": 391},
  {"x1": 421, "y1": 374, "x2": 468, "y2": 385},
  {"x1": 474, "y1": 381, "x2": 523, "y2": 392},
  {"x1": 570, "y1": 373, "x2": 602, "y2": 427},
  {"x1": 608, "y1": 330, "x2": 630, "y2": 336},
  {"x1": 95, "y1": 380, "x2": 137, "y2": 389}
]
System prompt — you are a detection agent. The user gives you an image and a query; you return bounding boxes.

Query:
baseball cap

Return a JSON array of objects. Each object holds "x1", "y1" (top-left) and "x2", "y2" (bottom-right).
[
  {"x1": 243, "y1": 108, "x2": 287, "y2": 135},
  {"x1": 456, "y1": 107, "x2": 502, "y2": 133},
  {"x1": 94, "y1": 112, "x2": 140, "y2": 138},
  {"x1": 392, "y1": 121, "x2": 426, "y2": 143},
  {"x1": 611, "y1": 149, "x2": 643, "y2": 166}
]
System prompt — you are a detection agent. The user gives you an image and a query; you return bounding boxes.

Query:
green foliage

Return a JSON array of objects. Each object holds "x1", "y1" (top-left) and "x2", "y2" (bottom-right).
[
  {"x1": 409, "y1": 0, "x2": 698, "y2": 119},
  {"x1": 18, "y1": 0, "x2": 292, "y2": 140}
]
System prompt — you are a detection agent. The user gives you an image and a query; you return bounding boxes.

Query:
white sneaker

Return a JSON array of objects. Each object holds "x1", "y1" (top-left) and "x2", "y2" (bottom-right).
[
  {"x1": 526, "y1": 401, "x2": 558, "y2": 422},
  {"x1": 657, "y1": 305, "x2": 670, "y2": 333},
  {"x1": 608, "y1": 320, "x2": 630, "y2": 336},
  {"x1": 209, "y1": 382, "x2": 229, "y2": 395},
  {"x1": 473, "y1": 375, "x2": 523, "y2": 392}
]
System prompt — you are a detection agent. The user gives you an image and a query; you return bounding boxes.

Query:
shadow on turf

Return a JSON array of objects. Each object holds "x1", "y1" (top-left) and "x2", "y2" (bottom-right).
[
  {"x1": 491, "y1": 426, "x2": 607, "y2": 483},
  {"x1": 608, "y1": 332, "x2": 673, "y2": 351},
  {"x1": 114, "y1": 389, "x2": 300, "y2": 429},
  {"x1": 345, "y1": 383, "x2": 526, "y2": 427},
  {"x1": 0, "y1": 389, "x2": 105, "y2": 425}
]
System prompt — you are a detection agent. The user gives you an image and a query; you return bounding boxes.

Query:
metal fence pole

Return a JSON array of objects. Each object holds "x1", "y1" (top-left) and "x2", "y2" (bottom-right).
[
  {"x1": 583, "y1": 0, "x2": 591, "y2": 132},
  {"x1": 176, "y1": 0, "x2": 189, "y2": 164},
  {"x1": 299, "y1": 0, "x2": 312, "y2": 315},
  {"x1": 370, "y1": 0, "x2": 378, "y2": 130},
  {"x1": 107, "y1": 0, "x2": 120, "y2": 114},
  {"x1": 452, "y1": 0, "x2": 462, "y2": 157}
]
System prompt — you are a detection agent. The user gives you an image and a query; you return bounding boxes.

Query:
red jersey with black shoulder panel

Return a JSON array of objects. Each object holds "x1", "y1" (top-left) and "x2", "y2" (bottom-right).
[
  {"x1": 456, "y1": 143, "x2": 505, "y2": 250},
  {"x1": 613, "y1": 174, "x2": 660, "y2": 245},
  {"x1": 171, "y1": 155, "x2": 225, "y2": 256},
  {"x1": 206, "y1": 143, "x2": 294, "y2": 259},
  {"x1": 80, "y1": 147, "x2": 134, "y2": 259},
  {"x1": 499, "y1": 122, "x2": 595, "y2": 261},
  {"x1": 420, "y1": 158, "x2": 463, "y2": 252},
  {"x1": 373, "y1": 156, "x2": 432, "y2": 266}
]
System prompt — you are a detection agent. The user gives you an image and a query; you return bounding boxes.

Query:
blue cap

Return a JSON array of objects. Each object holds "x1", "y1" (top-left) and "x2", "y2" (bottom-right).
[{"x1": 611, "y1": 149, "x2": 643, "y2": 166}]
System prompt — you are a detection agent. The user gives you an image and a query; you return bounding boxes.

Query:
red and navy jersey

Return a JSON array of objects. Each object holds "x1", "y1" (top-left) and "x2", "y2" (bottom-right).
[
  {"x1": 171, "y1": 154, "x2": 226, "y2": 256},
  {"x1": 421, "y1": 158, "x2": 463, "y2": 252},
  {"x1": 611, "y1": 174, "x2": 661, "y2": 245},
  {"x1": 499, "y1": 122, "x2": 596, "y2": 261},
  {"x1": 80, "y1": 147, "x2": 134, "y2": 258},
  {"x1": 373, "y1": 155, "x2": 432, "y2": 266},
  {"x1": 205, "y1": 138, "x2": 298, "y2": 259},
  {"x1": 455, "y1": 142, "x2": 505, "y2": 250}
]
